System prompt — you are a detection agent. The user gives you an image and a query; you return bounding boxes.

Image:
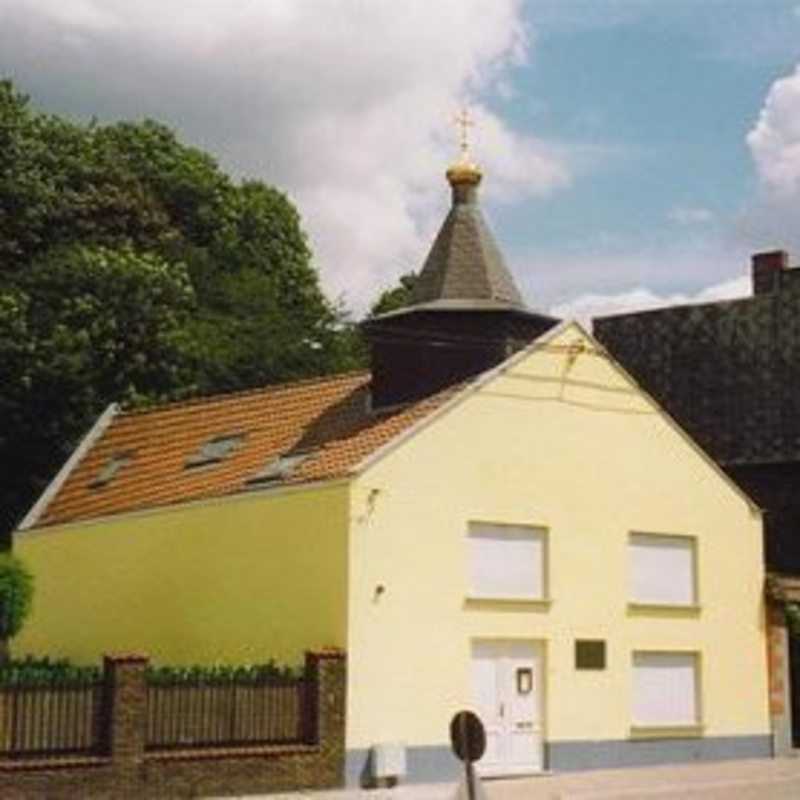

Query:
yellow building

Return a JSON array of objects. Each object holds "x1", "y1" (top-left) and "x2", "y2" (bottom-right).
[{"x1": 15, "y1": 155, "x2": 771, "y2": 784}]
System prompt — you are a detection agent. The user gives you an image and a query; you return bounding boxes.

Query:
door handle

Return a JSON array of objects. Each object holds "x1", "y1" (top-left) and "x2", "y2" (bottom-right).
[
  {"x1": 515, "y1": 721, "x2": 533, "y2": 730},
  {"x1": 499, "y1": 703, "x2": 505, "y2": 718}
]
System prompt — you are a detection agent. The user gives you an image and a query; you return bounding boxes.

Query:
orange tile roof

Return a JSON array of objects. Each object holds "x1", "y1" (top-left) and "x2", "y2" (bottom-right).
[{"x1": 36, "y1": 371, "x2": 456, "y2": 529}]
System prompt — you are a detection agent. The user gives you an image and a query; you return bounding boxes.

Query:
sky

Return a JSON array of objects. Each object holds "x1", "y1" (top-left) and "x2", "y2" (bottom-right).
[{"x1": 1, "y1": 0, "x2": 800, "y2": 321}]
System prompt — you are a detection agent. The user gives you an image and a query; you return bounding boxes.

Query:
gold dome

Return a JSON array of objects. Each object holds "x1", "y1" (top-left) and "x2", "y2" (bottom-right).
[{"x1": 446, "y1": 158, "x2": 483, "y2": 186}]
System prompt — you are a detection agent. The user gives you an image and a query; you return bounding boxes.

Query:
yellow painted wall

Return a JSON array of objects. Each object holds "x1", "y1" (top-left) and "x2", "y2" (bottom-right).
[
  {"x1": 16, "y1": 483, "x2": 349, "y2": 667},
  {"x1": 346, "y1": 323, "x2": 769, "y2": 749}
]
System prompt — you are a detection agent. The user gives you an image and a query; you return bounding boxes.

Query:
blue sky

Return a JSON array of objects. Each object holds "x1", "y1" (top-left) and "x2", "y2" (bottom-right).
[
  {"x1": 2, "y1": 1, "x2": 799, "y2": 319},
  {"x1": 489, "y1": 1, "x2": 800, "y2": 314}
]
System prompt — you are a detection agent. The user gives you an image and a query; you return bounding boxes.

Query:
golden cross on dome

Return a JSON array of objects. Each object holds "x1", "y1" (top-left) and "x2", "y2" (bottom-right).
[{"x1": 454, "y1": 107, "x2": 475, "y2": 161}]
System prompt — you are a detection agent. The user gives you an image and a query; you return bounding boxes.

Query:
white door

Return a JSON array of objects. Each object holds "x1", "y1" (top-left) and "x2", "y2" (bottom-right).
[{"x1": 471, "y1": 640, "x2": 543, "y2": 775}]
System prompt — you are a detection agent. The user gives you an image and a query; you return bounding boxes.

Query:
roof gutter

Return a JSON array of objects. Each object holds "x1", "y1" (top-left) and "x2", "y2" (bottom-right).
[
  {"x1": 20, "y1": 476, "x2": 351, "y2": 538},
  {"x1": 17, "y1": 403, "x2": 120, "y2": 533}
]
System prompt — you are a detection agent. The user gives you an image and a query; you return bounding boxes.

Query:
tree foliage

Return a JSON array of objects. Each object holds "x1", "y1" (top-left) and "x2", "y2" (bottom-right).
[
  {"x1": 0, "y1": 246, "x2": 196, "y2": 538},
  {"x1": 0, "y1": 554, "x2": 33, "y2": 644},
  {"x1": 0, "y1": 80, "x2": 365, "y2": 540},
  {"x1": 369, "y1": 271, "x2": 418, "y2": 317}
]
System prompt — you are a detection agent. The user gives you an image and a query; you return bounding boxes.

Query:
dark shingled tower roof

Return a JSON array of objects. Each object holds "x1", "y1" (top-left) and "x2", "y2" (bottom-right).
[
  {"x1": 362, "y1": 143, "x2": 559, "y2": 408},
  {"x1": 410, "y1": 165, "x2": 526, "y2": 309}
]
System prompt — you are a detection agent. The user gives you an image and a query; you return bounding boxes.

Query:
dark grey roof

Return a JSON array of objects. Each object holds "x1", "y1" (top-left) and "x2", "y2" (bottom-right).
[
  {"x1": 594, "y1": 276, "x2": 800, "y2": 465},
  {"x1": 411, "y1": 189, "x2": 526, "y2": 308}
]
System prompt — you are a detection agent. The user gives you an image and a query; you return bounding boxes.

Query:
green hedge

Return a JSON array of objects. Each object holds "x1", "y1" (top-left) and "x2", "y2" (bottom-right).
[
  {"x1": 0, "y1": 656, "x2": 101, "y2": 687},
  {"x1": 0, "y1": 656, "x2": 302, "y2": 687},
  {"x1": 146, "y1": 660, "x2": 301, "y2": 686}
]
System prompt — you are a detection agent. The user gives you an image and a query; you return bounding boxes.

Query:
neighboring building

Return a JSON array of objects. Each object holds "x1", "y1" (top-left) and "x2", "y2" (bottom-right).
[
  {"x1": 595, "y1": 250, "x2": 800, "y2": 755},
  {"x1": 14, "y1": 155, "x2": 771, "y2": 784}
]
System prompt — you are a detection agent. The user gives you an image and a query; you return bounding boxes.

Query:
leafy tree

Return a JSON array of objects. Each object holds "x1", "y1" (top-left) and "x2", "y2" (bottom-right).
[
  {"x1": 0, "y1": 554, "x2": 34, "y2": 659},
  {"x1": 0, "y1": 246, "x2": 195, "y2": 541},
  {"x1": 187, "y1": 181, "x2": 366, "y2": 392},
  {"x1": 0, "y1": 84, "x2": 174, "y2": 270},
  {"x1": 186, "y1": 269, "x2": 364, "y2": 394},
  {"x1": 369, "y1": 271, "x2": 418, "y2": 317},
  {"x1": 0, "y1": 80, "x2": 366, "y2": 540}
]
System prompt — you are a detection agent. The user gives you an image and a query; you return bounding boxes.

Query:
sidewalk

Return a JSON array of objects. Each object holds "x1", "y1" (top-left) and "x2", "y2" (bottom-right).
[{"x1": 221, "y1": 757, "x2": 800, "y2": 800}]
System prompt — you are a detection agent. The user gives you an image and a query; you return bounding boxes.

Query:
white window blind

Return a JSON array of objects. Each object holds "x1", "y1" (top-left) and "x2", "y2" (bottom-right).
[
  {"x1": 468, "y1": 523, "x2": 545, "y2": 599},
  {"x1": 632, "y1": 652, "x2": 699, "y2": 727},
  {"x1": 630, "y1": 533, "x2": 695, "y2": 605}
]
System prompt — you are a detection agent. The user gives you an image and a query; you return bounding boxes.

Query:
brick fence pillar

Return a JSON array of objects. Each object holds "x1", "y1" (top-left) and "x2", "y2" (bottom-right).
[
  {"x1": 765, "y1": 604, "x2": 793, "y2": 755},
  {"x1": 103, "y1": 653, "x2": 148, "y2": 792},
  {"x1": 305, "y1": 649, "x2": 346, "y2": 788}
]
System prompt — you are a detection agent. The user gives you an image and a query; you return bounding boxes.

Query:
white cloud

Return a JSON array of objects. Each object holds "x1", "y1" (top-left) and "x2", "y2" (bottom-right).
[
  {"x1": 667, "y1": 206, "x2": 714, "y2": 225},
  {"x1": 747, "y1": 63, "x2": 800, "y2": 197},
  {"x1": 0, "y1": 0, "x2": 574, "y2": 312},
  {"x1": 510, "y1": 228, "x2": 752, "y2": 326},
  {"x1": 738, "y1": 62, "x2": 800, "y2": 256},
  {"x1": 550, "y1": 274, "x2": 750, "y2": 328},
  {"x1": 512, "y1": 229, "x2": 752, "y2": 315}
]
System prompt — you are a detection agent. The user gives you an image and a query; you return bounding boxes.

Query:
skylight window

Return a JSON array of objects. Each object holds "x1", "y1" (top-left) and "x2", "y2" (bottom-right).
[
  {"x1": 185, "y1": 434, "x2": 245, "y2": 468},
  {"x1": 89, "y1": 452, "x2": 133, "y2": 488},
  {"x1": 246, "y1": 451, "x2": 314, "y2": 485}
]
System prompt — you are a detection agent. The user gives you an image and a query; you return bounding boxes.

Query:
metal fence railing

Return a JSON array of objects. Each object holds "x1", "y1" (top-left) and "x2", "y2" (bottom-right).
[
  {"x1": 0, "y1": 680, "x2": 106, "y2": 758},
  {"x1": 145, "y1": 678, "x2": 310, "y2": 750}
]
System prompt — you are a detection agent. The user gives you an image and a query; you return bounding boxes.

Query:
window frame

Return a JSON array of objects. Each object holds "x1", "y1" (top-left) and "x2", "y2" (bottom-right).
[
  {"x1": 88, "y1": 451, "x2": 134, "y2": 489},
  {"x1": 246, "y1": 450, "x2": 316, "y2": 485},
  {"x1": 628, "y1": 531, "x2": 699, "y2": 610},
  {"x1": 630, "y1": 649, "x2": 704, "y2": 738},
  {"x1": 185, "y1": 433, "x2": 246, "y2": 468},
  {"x1": 465, "y1": 521, "x2": 549, "y2": 604}
]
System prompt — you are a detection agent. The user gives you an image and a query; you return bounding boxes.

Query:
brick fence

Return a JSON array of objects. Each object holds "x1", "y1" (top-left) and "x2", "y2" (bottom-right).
[
  {"x1": 0, "y1": 650, "x2": 346, "y2": 799},
  {"x1": 764, "y1": 576, "x2": 798, "y2": 755}
]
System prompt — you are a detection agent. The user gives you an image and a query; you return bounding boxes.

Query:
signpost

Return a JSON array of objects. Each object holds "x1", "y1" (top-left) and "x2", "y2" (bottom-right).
[{"x1": 449, "y1": 710, "x2": 486, "y2": 800}]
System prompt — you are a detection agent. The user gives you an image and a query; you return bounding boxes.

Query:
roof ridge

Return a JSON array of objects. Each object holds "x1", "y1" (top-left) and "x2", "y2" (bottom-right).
[
  {"x1": 594, "y1": 292, "x2": 760, "y2": 322},
  {"x1": 121, "y1": 370, "x2": 370, "y2": 417}
]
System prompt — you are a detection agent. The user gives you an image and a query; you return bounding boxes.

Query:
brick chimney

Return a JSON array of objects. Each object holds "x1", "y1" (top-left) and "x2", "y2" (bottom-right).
[{"x1": 752, "y1": 250, "x2": 789, "y2": 295}]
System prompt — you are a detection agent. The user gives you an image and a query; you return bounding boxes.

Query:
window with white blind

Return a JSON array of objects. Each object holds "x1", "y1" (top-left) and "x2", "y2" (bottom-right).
[
  {"x1": 629, "y1": 533, "x2": 697, "y2": 606},
  {"x1": 632, "y1": 652, "x2": 700, "y2": 728},
  {"x1": 467, "y1": 523, "x2": 546, "y2": 599}
]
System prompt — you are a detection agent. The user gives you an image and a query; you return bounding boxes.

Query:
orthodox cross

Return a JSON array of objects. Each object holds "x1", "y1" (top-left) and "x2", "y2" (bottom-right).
[{"x1": 454, "y1": 107, "x2": 475, "y2": 160}]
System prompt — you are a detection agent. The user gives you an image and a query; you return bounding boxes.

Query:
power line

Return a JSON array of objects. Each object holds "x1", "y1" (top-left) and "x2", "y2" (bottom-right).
[{"x1": 365, "y1": 324, "x2": 609, "y2": 359}]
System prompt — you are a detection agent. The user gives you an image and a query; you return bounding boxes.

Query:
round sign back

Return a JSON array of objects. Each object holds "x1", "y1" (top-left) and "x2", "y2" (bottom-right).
[{"x1": 449, "y1": 710, "x2": 486, "y2": 763}]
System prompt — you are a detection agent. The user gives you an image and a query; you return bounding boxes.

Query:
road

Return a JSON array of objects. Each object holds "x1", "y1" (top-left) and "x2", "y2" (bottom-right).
[{"x1": 247, "y1": 757, "x2": 800, "y2": 800}]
